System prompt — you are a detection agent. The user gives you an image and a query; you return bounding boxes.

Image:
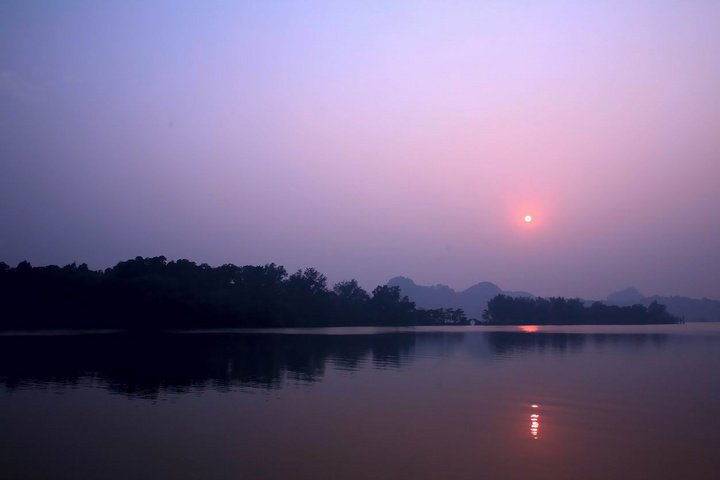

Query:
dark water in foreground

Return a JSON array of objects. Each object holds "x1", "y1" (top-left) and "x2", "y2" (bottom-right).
[{"x1": 1, "y1": 324, "x2": 720, "y2": 480}]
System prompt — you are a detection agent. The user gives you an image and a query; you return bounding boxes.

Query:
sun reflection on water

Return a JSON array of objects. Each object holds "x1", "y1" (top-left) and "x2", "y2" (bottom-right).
[
  {"x1": 519, "y1": 326, "x2": 540, "y2": 333},
  {"x1": 530, "y1": 404, "x2": 540, "y2": 439}
]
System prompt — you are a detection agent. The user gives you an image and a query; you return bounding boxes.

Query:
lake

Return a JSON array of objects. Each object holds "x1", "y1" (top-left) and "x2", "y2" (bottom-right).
[{"x1": 2, "y1": 324, "x2": 720, "y2": 480}]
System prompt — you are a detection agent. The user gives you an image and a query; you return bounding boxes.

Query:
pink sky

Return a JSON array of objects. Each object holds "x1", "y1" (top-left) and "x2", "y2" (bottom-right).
[{"x1": 1, "y1": 1, "x2": 719, "y2": 299}]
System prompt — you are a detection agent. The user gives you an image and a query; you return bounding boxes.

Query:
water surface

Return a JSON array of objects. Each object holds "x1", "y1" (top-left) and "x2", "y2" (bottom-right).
[{"x1": 1, "y1": 324, "x2": 719, "y2": 480}]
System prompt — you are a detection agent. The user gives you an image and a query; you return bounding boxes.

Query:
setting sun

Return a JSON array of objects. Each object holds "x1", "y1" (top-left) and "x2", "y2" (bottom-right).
[{"x1": 524, "y1": 215, "x2": 533, "y2": 223}]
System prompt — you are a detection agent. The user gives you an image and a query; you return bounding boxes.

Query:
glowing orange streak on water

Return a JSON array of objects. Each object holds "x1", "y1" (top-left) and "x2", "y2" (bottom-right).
[{"x1": 519, "y1": 326, "x2": 540, "y2": 333}]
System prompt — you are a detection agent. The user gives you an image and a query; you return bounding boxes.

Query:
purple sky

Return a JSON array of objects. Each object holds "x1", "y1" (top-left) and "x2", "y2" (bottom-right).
[{"x1": 1, "y1": 1, "x2": 719, "y2": 300}]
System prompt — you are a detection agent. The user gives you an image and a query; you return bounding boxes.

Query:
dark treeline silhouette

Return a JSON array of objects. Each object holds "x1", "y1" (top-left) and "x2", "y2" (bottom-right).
[
  {"x1": 0, "y1": 257, "x2": 470, "y2": 330},
  {"x1": 482, "y1": 294, "x2": 682, "y2": 325}
]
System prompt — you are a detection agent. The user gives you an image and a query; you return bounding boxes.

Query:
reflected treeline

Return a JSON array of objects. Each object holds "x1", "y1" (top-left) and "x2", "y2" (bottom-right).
[
  {"x1": 0, "y1": 333, "x2": 440, "y2": 398},
  {"x1": 0, "y1": 331, "x2": 676, "y2": 398},
  {"x1": 485, "y1": 332, "x2": 669, "y2": 357}
]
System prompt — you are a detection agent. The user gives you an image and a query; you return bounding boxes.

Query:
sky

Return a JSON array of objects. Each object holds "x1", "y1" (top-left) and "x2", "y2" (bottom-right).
[{"x1": 1, "y1": 0, "x2": 719, "y2": 300}]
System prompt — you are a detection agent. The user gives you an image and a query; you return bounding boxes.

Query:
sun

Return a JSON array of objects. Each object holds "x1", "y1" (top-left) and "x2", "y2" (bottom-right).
[{"x1": 524, "y1": 215, "x2": 533, "y2": 223}]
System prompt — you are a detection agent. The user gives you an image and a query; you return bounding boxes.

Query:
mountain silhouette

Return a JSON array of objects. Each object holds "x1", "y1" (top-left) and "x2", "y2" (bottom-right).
[
  {"x1": 606, "y1": 288, "x2": 720, "y2": 323},
  {"x1": 387, "y1": 278, "x2": 719, "y2": 323},
  {"x1": 607, "y1": 287, "x2": 646, "y2": 305},
  {"x1": 386, "y1": 277, "x2": 533, "y2": 320}
]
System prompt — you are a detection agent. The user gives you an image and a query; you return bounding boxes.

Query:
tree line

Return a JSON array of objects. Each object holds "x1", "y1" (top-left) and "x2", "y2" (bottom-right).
[
  {"x1": 0, "y1": 257, "x2": 469, "y2": 330},
  {"x1": 0, "y1": 257, "x2": 681, "y2": 330},
  {"x1": 481, "y1": 294, "x2": 682, "y2": 325}
]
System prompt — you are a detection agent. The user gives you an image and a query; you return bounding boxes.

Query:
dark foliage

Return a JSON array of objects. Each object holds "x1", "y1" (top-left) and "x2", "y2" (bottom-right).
[
  {"x1": 481, "y1": 294, "x2": 682, "y2": 325},
  {"x1": 0, "y1": 257, "x2": 470, "y2": 330}
]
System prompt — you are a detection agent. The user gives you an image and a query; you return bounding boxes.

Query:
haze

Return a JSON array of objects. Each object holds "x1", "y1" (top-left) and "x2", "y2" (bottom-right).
[{"x1": 1, "y1": 1, "x2": 719, "y2": 300}]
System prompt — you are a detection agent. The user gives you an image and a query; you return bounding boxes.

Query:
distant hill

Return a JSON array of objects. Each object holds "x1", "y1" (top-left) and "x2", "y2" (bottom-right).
[
  {"x1": 387, "y1": 277, "x2": 533, "y2": 320},
  {"x1": 606, "y1": 288, "x2": 720, "y2": 323},
  {"x1": 386, "y1": 278, "x2": 720, "y2": 323}
]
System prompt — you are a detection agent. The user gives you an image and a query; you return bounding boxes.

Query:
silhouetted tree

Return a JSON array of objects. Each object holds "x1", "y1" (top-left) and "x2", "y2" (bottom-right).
[
  {"x1": 482, "y1": 294, "x2": 679, "y2": 325},
  {"x1": 0, "y1": 257, "x2": 464, "y2": 330},
  {"x1": 333, "y1": 279, "x2": 370, "y2": 302}
]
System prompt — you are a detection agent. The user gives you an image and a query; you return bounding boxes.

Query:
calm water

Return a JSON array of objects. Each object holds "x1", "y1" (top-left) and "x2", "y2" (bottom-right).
[{"x1": 2, "y1": 324, "x2": 720, "y2": 480}]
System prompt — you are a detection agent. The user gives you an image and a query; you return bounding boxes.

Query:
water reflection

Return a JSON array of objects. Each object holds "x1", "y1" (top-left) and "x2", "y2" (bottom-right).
[
  {"x1": 2, "y1": 327, "x2": 720, "y2": 480},
  {"x1": 485, "y1": 331, "x2": 669, "y2": 357},
  {"x1": 0, "y1": 333, "x2": 437, "y2": 397},
  {"x1": 530, "y1": 404, "x2": 540, "y2": 439},
  {"x1": 0, "y1": 330, "x2": 680, "y2": 397}
]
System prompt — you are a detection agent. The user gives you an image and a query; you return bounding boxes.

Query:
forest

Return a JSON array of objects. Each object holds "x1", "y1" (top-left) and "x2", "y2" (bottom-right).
[
  {"x1": 0, "y1": 257, "x2": 468, "y2": 330},
  {"x1": 0, "y1": 257, "x2": 680, "y2": 330},
  {"x1": 481, "y1": 294, "x2": 681, "y2": 325}
]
